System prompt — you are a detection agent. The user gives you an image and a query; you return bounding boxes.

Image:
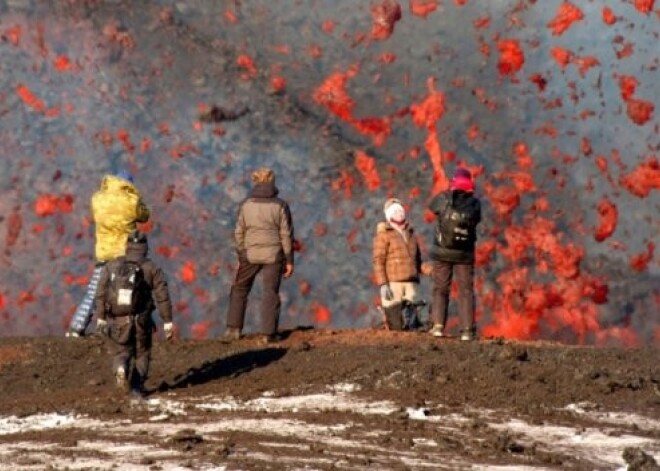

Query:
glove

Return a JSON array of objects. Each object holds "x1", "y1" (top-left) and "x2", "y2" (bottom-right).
[
  {"x1": 380, "y1": 284, "x2": 394, "y2": 301},
  {"x1": 96, "y1": 318, "x2": 109, "y2": 337},
  {"x1": 163, "y1": 322, "x2": 175, "y2": 340}
]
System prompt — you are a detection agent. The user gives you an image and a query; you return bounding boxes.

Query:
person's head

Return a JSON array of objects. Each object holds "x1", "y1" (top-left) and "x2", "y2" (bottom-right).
[
  {"x1": 115, "y1": 169, "x2": 134, "y2": 184},
  {"x1": 449, "y1": 167, "x2": 474, "y2": 192},
  {"x1": 383, "y1": 198, "x2": 406, "y2": 225},
  {"x1": 251, "y1": 167, "x2": 275, "y2": 185},
  {"x1": 126, "y1": 230, "x2": 148, "y2": 257}
]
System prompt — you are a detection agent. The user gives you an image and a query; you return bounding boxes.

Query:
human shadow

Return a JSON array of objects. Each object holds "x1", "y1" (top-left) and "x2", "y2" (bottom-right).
[{"x1": 151, "y1": 347, "x2": 287, "y2": 394}]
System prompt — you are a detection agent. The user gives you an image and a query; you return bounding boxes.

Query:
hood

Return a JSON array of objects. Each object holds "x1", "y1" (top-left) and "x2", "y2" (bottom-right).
[
  {"x1": 250, "y1": 182, "x2": 279, "y2": 198},
  {"x1": 100, "y1": 174, "x2": 139, "y2": 194},
  {"x1": 125, "y1": 238, "x2": 148, "y2": 262}
]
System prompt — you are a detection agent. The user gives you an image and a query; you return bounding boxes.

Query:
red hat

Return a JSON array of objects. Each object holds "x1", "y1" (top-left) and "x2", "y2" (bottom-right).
[{"x1": 450, "y1": 168, "x2": 474, "y2": 192}]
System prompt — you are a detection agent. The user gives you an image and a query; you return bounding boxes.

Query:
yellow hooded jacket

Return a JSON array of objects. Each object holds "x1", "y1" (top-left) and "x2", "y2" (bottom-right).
[{"x1": 91, "y1": 175, "x2": 150, "y2": 262}]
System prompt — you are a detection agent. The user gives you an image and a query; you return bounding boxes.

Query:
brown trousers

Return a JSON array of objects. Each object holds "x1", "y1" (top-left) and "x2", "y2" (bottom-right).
[
  {"x1": 431, "y1": 260, "x2": 476, "y2": 333},
  {"x1": 226, "y1": 259, "x2": 283, "y2": 335},
  {"x1": 107, "y1": 313, "x2": 153, "y2": 386}
]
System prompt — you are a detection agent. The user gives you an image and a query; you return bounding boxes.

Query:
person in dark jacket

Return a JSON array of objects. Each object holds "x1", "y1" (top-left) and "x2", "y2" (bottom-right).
[
  {"x1": 428, "y1": 168, "x2": 481, "y2": 340},
  {"x1": 94, "y1": 231, "x2": 174, "y2": 397},
  {"x1": 225, "y1": 168, "x2": 294, "y2": 344}
]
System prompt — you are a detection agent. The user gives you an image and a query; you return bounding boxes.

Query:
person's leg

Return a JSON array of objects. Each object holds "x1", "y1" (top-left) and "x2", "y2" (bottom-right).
[
  {"x1": 133, "y1": 314, "x2": 153, "y2": 395},
  {"x1": 108, "y1": 317, "x2": 134, "y2": 393},
  {"x1": 260, "y1": 261, "x2": 284, "y2": 336},
  {"x1": 430, "y1": 261, "x2": 453, "y2": 335},
  {"x1": 226, "y1": 260, "x2": 261, "y2": 333},
  {"x1": 68, "y1": 263, "x2": 105, "y2": 336},
  {"x1": 455, "y1": 263, "x2": 476, "y2": 339},
  {"x1": 382, "y1": 282, "x2": 405, "y2": 331},
  {"x1": 400, "y1": 282, "x2": 420, "y2": 329}
]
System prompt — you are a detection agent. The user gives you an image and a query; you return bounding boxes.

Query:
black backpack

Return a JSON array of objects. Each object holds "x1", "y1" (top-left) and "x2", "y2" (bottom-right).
[
  {"x1": 437, "y1": 198, "x2": 478, "y2": 251},
  {"x1": 107, "y1": 258, "x2": 149, "y2": 316}
]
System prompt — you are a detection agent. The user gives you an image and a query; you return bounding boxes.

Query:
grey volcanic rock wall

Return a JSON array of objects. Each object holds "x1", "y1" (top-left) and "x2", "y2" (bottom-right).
[{"x1": 0, "y1": 0, "x2": 658, "y2": 344}]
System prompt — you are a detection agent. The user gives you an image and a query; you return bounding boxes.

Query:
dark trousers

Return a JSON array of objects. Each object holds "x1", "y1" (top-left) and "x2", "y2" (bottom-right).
[
  {"x1": 227, "y1": 259, "x2": 283, "y2": 335},
  {"x1": 431, "y1": 260, "x2": 475, "y2": 332},
  {"x1": 108, "y1": 313, "x2": 153, "y2": 388}
]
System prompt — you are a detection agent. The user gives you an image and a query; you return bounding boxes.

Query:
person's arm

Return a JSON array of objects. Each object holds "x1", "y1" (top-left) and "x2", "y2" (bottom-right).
[
  {"x1": 474, "y1": 199, "x2": 482, "y2": 225},
  {"x1": 428, "y1": 192, "x2": 446, "y2": 218},
  {"x1": 234, "y1": 203, "x2": 247, "y2": 258},
  {"x1": 414, "y1": 237, "x2": 423, "y2": 274},
  {"x1": 279, "y1": 202, "x2": 294, "y2": 267},
  {"x1": 94, "y1": 265, "x2": 110, "y2": 321},
  {"x1": 150, "y1": 266, "x2": 173, "y2": 324},
  {"x1": 372, "y1": 227, "x2": 389, "y2": 286}
]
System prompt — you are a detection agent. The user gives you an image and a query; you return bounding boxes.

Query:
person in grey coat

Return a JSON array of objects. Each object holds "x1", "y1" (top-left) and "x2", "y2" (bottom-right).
[{"x1": 225, "y1": 168, "x2": 294, "y2": 343}]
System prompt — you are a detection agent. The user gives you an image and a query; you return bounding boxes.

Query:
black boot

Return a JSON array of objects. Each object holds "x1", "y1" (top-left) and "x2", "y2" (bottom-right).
[{"x1": 383, "y1": 304, "x2": 404, "y2": 331}]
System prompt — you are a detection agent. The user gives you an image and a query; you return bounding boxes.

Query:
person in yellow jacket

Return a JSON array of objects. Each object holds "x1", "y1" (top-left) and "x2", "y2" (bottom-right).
[{"x1": 67, "y1": 170, "x2": 150, "y2": 337}]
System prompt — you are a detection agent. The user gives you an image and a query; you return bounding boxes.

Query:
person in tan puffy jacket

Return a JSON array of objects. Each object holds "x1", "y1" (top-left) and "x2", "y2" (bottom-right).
[
  {"x1": 67, "y1": 171, "x2": 150, "y2": 337},
  {"x1": 373, "y1": 198, "x2": 430, "y2": 330}
]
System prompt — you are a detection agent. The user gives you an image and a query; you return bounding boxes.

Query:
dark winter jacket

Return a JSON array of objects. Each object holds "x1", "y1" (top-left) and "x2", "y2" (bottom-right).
[
  {"x1": 94, "y1": 237, "x2": 173, "y2": 322},
  {"x1": 234, "y1": 182, "x2": 294, "y2": 265},
  {"x1": 372, "y1": 222, "x2": 422, "y2": 286},
  {"x1": 428, "y1": 190, "x2": 481, "y2": 264}
]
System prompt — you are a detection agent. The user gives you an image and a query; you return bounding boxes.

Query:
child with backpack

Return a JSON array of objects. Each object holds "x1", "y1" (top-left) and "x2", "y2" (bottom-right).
[
  {"x1": 94, "y1": 231, "x2": 174, "y2": 397},
  {"x1": 428, "y1": 168, "x2": 482, "y2": 340}
]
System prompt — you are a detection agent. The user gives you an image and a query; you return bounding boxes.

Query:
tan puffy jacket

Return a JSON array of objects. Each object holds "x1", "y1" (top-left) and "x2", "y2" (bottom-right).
[
  {"x1": 91, "y1": 175, "x2": 150, "y2": 262},
  {"x1": 372, "y1": 222, "x2": 422, "y2": 286},
  {"x1": 235, "y1": 182, "x2": 294, "y2": 265}
]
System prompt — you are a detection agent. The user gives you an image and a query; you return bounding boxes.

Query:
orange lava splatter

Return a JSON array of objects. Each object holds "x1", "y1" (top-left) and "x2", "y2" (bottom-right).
[
  {"x1": 5, "y1": 25, "x2": 21, "y2": 46},
  {"x1": 313, "y1": 67, "x2": 357, "y2": 121},
  {"x1": 321, "y1": 20, "x2": 336, "y2": 34},
  {"x1": 550, "y1": 47, "x2": 574, "y2": 69},
  {"x1": 53, "y1": 55, "x2": 73, "y2": 72},
  {"x1": 237, "y1": 54, "x2": 258, "y2": 79},
  {"x1": 633, "y1": 0, "x2": 655, "y2": 14},
  {"x1": 34, "y1": 194, "x2": 74, "y2": 217},
  {"x1": 371, "y1": 0, "x2": 402, "y2": 40},
  {"x1": 630, "y1": 242, "x2": 655, "y2": 272},
  {"x1": 355, "y1": 151, "x2": 381, "y2": 191},
  {"x1": 409, "y1": 0, "x2": 438, "y2": 18},
  {"x1": 497, "y1": 39, "x2": 525, "y2": 76},
  {"x1": 190, "y1": 320, "x2": 211, "y2": 339},
  {"x1": 16, "y1": 84, "x2": 46, "y2": 111},
  {"x1": 180, "y1": 260, "x2": 197, "y2": 284},
  {"x1": 270, "y1": 76, "x2": 287, "y2": 94},
  {"x1": 617, "y1": 75, "x2": 638, "y2": 101},
  {"x1": 602, "y1": 7, "x2": 617, "y2": 25},
  {"x1": 626, "y1": 98, "x2": 654, "y2": 125},
  {"x1": 312, "y1": 301, "x2": 332, "y2": 324},
  {"x1": 547, "y1": 2, "x2": 584, "y2": 36},
  {"x1": 594, "y1": 197, "x2": 617, "y2": 242},
  {"x1": 619, "y1": 158, "x2": 660, "y2": 197}
]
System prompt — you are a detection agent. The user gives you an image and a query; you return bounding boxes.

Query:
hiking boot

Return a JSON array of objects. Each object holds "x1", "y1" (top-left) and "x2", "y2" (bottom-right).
[
  {"x1": 259, "y1": 333, "x2": 280, "y2": 345},
  {"x1": 115, "y1": 367, "x2": 129, "y2": 393},
  {"x1": 430, "y1": 324, "x2": 445, "y2": 337},
  {"x1": 223, "y1": 327, "x2": 242, "y2": 342},
  {"x1": 460, "y1": 329, "x2": 477, "y2": 341}
]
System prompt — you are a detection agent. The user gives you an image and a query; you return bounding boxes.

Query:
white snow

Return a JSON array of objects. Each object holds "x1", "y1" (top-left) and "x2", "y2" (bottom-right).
[{"x1": 1, "y1": 385, "x2": 659, "y2": 470}]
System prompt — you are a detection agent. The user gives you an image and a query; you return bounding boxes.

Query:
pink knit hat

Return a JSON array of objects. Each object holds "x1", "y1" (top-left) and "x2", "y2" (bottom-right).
[{"x1": 450, "y1": 168, "x2": 475, "y2": 192}]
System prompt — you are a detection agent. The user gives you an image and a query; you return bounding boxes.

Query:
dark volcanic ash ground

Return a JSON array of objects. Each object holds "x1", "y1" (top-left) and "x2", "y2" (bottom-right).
[{"x1": 0, "y1": 331, "x2": 659, "y2": 470}]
